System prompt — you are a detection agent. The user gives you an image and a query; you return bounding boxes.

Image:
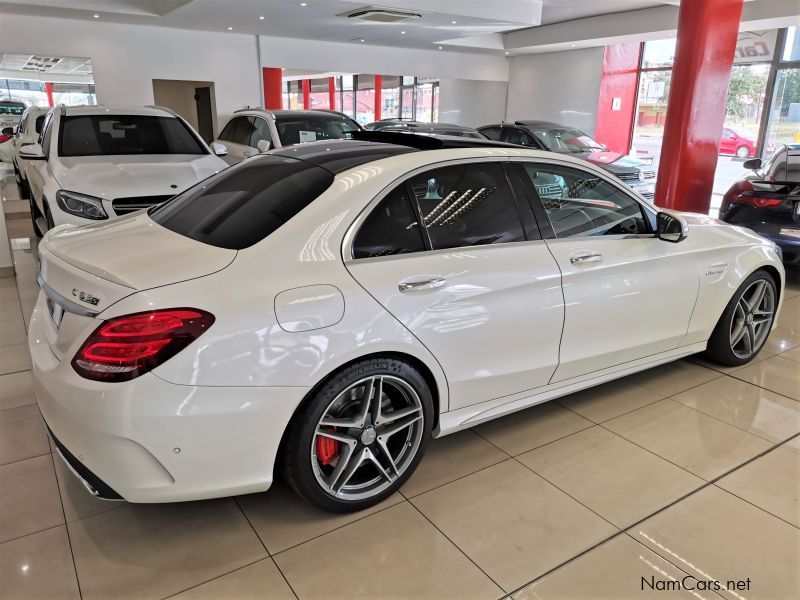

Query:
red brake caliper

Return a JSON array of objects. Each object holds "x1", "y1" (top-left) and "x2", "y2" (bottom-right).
[{"x1": 316, "y1": 429, "x2": 340, "y2": 466}]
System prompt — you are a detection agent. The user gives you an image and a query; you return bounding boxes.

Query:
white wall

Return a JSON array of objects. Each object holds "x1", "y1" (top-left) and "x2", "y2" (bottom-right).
[
  {"x1": 438, "y1": 79, "x2": 508, "y2": 127},
  {"x1": 506, "y1": 47, "x2": 604, "y2": 134},
  {"x1": 0, "y1": 14, "x2": 261, "y2": 128}
]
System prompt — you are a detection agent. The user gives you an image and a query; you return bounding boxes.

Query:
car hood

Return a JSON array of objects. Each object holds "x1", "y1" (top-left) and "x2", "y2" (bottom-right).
[
  {"x1": 53, "y1": 154, "x2": 227, "y2": 199},
  {"x1": 576, "y1": 151, "x2": 650, "y2": 173}
]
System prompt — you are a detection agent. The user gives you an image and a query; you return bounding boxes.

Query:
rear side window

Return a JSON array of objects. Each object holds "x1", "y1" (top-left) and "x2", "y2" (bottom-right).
[
  {"x1": 219, "y1": 116, "x2": 256, "y2": 146},
  {"x1": 150, "y1": 156, "x2": 334, "y2": 250},
  {"x1": 479, "y1": 127, "x2": 502, "y2": 141},
  {"x1": 353, "y1": 184, "x2": 426, "y2": 259}
]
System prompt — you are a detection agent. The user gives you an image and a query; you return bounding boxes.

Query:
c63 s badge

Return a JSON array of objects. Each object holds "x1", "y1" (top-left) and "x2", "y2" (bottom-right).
[{"x1": 72, "y1": 289, "x2": 101, "y2": 306}]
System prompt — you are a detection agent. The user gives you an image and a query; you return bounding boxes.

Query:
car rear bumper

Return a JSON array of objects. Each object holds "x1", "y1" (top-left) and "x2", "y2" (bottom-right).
[{"x1": 28, "y1": 294, "x2": 308, "y2": 503}]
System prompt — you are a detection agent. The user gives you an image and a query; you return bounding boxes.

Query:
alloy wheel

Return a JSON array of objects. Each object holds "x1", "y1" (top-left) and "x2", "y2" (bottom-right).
[
  {"x1": 736, "y1": 146, "x2": 750, "y2": 158},
  {"x1": 729, "y1": 279, "x2": 775, "y2": 359},
  {"x1": 310, "y1": 375, "x2": 424, "y2": 501}
]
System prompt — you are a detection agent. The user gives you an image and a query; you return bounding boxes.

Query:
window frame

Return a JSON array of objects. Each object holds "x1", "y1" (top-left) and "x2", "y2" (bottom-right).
[
  {"x1": 344, "y1": 158, "x2": 543, "y2": 263},
  {"x1": 509, "y1": 158, "x2": 657, "y2": 241}
]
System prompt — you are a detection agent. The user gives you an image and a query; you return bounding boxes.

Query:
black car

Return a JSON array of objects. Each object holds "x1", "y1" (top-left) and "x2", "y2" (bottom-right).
[
  {"x1": 719, "y1": 144, "x2": 800, "y2": 264},
  {"x1": 479, "y1": 120, "x2": 657, "y2": 200},
  {"x1": 367, "y1": 120, "x2": 487, "y2": 139}
]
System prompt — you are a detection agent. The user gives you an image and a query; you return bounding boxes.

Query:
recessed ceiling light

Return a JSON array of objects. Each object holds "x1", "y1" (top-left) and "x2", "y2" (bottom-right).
[
  {"x1": 259, "y1": 15, "x2": 265, "y2": 20},
  {"x1": 505, "y1": 51, "x2": 509, "y2": 55},
  {"x1": 93, "y1": 14, "x2": 99, "y2": 18},
  {"x1": 400, "y1": 30, "x2": 406, "y2": 34},
  {"x1": 360, "y1": 38, "x2": 365, "y2": 42},
  {"x1": 438, "y1": 46, "x2": 443, "y2": 50},
  {"x1": 300, "y1": 2, "x2": 307, "y2": 5},
  {"x1": 570, "y1": 43, "x2": 576, "y2": 47},
  {"x1": 451, "y1": 20, "x2": 457, "y2": 24},
  {"x1": 227, "y1": 26, "x2": 233, "y2": 30}
]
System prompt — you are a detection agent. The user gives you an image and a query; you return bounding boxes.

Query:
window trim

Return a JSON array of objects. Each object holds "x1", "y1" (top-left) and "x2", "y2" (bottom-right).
[{"x1": 343, "y1": 157, "x2": 541, "y2": 263}]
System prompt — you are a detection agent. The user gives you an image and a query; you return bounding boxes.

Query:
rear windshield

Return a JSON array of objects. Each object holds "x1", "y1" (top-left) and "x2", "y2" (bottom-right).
[
  {"x1": 0, "y1": 102, "x2": 25, "y2": 115},
  {"x1": 275, "y1": 114, "x2": 360, "y2": 145},
  {"x1": 150, "y1": 155, "x2": 335, "y2": 249},
  {"x1": 58, "y1": 115, "x2": 206, "y2": 157}
]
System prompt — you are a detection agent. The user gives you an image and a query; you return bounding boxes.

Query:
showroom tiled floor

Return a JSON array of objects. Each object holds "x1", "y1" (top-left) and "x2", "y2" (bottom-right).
[{"x1": 1, "y1": 165, "x2": 799, "y2": 599}]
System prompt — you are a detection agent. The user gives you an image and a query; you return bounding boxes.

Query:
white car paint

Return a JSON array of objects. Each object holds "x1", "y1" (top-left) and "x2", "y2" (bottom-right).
[
  {"x1": 9, "y1": 106, "x2": 49, "y2": 182},
  {"x1": 29, "y1": 143, "x2": 785, "y2": 505},
  {"x1": 25, "y1": 105, "x2": 227, "y2": 231}
]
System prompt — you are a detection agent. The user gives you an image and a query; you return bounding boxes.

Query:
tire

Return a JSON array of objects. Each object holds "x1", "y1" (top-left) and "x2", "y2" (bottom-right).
[
  {"x1": 706, "y1": 269, "x2": 778, "y2": 367},
  {"x1": 30, "y1": 198, "x2": 44, "y2": 238},
  {"x1": 282, "y1": 357, "x2": 433, "y2": 512},
  {"x1": 736, "y1": 145, "x2": 751, "y2": 158},
  {"x1": 43, "y1": 202, "x2": 55, "y2": 232},
  {"x1": 13, "y1": 163, "x2": 30, "y2": 199}
]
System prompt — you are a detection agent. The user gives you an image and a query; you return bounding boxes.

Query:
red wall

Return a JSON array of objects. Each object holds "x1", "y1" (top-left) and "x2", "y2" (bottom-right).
[
  {"x1": 262, "y1": 67, "x2": 283, "y2": 110},
  {"x1": 594, "y1": 43, "x2": 641, "y2": 155}
]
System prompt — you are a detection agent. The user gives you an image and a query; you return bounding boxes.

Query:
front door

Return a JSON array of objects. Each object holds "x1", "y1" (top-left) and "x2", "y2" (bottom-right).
[
  {"x1": 346, "y1": 160, "x2": 564, "y2": 410},
  {"x1": 515, "y1": 160, "x2": 699, "y2": 381}
]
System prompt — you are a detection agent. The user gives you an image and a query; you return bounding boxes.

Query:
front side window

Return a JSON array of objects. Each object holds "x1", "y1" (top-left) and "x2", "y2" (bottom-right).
[
  {"x1": 352, "y1": 184, "x2": 426, "y2": 259},
  {"x1": 34, "y1": 115, "x2": 45, "y2": 135},
  {"x1": 40, "y1": 114, "x2": 54, "y2": 156},
  {"x1": 410, "y1": 163, "x2": 525, "y2": 250},
  {"x1": 58, "y1": 115, "x2": 206, "y2": 157},
  {"x1": 249, "y1": 117, "x2": 272, "y2": 147},
  {"x1": 502, "y1": 127, "x2": 537, "y2": 147},
  {"x1": 521, "y1": 163, "x2": 650, "y2": 238},
  {"x1": 478, "y1": 127, "x2": 502, "y2": 141},
  {"x1": 275, "y1": 114, "x2": 359, "y2": 145}
]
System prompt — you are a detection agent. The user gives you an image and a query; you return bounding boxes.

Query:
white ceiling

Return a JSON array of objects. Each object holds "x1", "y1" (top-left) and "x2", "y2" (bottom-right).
[{"x1": 0, "y1": 0, "x2": 680, "y2": 53}]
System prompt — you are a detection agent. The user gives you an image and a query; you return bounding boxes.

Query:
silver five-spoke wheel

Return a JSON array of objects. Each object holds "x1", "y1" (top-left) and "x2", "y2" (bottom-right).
[
  {"x1": 729, "y1": 278, "x2": 775, "y2": 359},
  {"x1": 311, "y1": 375, "x2": 424, "y2": 501}
]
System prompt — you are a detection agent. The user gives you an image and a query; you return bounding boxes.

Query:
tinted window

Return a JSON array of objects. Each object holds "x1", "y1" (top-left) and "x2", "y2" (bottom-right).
[
  {"x1": 40, "y1": 114, "x2": 54, "y2": 156},
  {"x1": 521, "y1": 163, "x2": 650, "y2": 237},
  {"x1": 34, "y1": 115, "x2": 45, "y2": 134},
  {"x1": 353, "y1": 184, "x2": 426, "y2": 259},
  {"x1": 0, "y1": 102, "x2": 25, "y2": 115},
  {"x1": 531, "y1": 129, "x2": 605, "y2": 154},
  {"x1": 249, "y1": 117, "x2": 272, "y2": 147},
  {"x1": 150, "y1": 155, "x2": 334, "y2": 250},
  {"x1": 59, "y1": 115, "x2": 206, "y2": 157},
  {"x1": 479, "y1": 127, "x2": 502, "y2": 141},
  {"x1": 275, "y1": 114, "x2": 359, "y2": 145},
  {"x1": 503, "y1": 127, "x2": 536, "y2": 147},
  {"x1": 218, "y1": 117, "x2": 248, "y2": 144},
  {"x1": 410, "y1": 163, "x2": 525, "y2": 250}
]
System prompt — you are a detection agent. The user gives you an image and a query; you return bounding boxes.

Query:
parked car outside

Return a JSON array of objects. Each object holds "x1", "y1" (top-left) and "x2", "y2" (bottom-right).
[
  {"x1": 368, "y1": 120, "x2": 487, "y2": 139},
  {"x1": 479, "y1": 121, "x2": 657, "y2": 201},
  {"x1": 30, "y1": 134, "x2": 784, "y2": 512},
  {"x1": 719, "y1": 127, "x2": 757, "y2": 158},
  {"x1": 19, "y1": 105, "x2": 228, "y2": 235},
  {"x1": 7, "y1": 105, "x2": 49, "y2": 197},
  {"x1": 719, "y1": 143, "x2": 800, "y2": 263},
  {"x1": 214, "y1": 108, "x2": 361, "y2": 165},
  {"x1": 0, "y1": 100, "x2": 28, "y2": 163}
]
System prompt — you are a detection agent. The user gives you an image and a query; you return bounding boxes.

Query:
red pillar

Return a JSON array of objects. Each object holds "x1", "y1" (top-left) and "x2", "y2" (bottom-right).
[
  {"x1": 45, "y1": 82, "x2": 55, "y2": 107},
  {"x1": 328, "y1": 77, "x2": 336, "y2": 110},
  {"x1": 302, "y1": 80, "x2": 311, "y2": 109},
  {"x1": 262, "y1": 67, "x2": 282, "y2": 110},
  {"x1": 595, "y1": 43, "x2": 641, "y2": 155},
  {"x1": 373, "y1": 75, "x2": 382, "y2": 121},
  {"x1": 654, "y1": 0, "x2": 744, "y2": 212}
]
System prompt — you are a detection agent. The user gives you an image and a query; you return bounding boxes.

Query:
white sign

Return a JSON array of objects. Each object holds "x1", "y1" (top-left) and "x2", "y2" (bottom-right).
[
  {"x1": 298, "y1": 130, "x2": 317, "y2": 143},
  {"x1": 611, "y1": 97, "x2": 622, "y2": 111},
  {"x1": 734, "y1": 30, "x2": 777, "y2": 64}
]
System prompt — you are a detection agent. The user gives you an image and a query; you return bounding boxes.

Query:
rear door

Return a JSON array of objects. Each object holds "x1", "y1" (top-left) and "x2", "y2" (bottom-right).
[{"x1": 345, "y1": 159, "x2": 564, "y2": 410}]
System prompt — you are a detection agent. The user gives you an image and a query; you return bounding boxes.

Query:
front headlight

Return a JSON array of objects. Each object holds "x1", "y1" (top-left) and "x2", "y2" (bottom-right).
[{"x1": 55, "y1": 190, "x2": 108, "y2": 220}]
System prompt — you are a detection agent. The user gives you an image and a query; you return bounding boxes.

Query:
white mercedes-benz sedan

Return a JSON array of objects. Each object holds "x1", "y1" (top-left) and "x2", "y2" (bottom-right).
[{"x1": 29, "y1": 134, "x2": 785, "y2": 512}]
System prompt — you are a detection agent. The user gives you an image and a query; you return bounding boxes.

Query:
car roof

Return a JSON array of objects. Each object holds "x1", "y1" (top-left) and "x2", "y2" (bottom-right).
[
  {"x1": 515, "y1": 120, "x2": 571, "y2": 130},
  {"x1": 233, "y1": 108, "x2": 354, "y2": 119},
  {"x1": 61, "y1": 105, "x2": 177, "y2": 118}
]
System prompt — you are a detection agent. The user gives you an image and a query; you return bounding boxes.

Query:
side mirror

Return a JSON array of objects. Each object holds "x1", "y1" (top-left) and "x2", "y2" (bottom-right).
[
  {"x1": 19, "y1": 143, "x2": 46, "y2": 161},
  {"x1": 211, "y1": 142, "x2": 228, "y2": 157},
  {"x1": 1, "y1": 127, "x2": 13, "y2": 136},
  {"x1": 743, "y1": 158, "x2": 762, "y2": 171},
  {"x1": 656, "y1": 211, "x2": 688, "y2": 243},
  {"x1": 257, "y1": 139, "x2": 272, "y2": 153}
]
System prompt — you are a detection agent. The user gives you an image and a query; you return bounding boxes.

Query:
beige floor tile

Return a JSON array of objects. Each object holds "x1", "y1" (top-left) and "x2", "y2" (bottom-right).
[
  {"x1": 0, "y1": 454, "x2": 64, "y2": 543},
  {"x1": 672, "y1": 376, "x2": 800, "y2": 444},
  {"x1": 275, "y1": 502, "x2": 503, "y2": 600},
  {"x1": 605, "y1": 399, "x2": 772, "y2": 480},
  {"x1": 716, "y1": 446, "x2": 800, "y2": 527},
  {"x1": 412, "y1": 460, "x2": 617, "y2": 591},
  {"x1": 518, "y1": 427, "x2": 703, "y2": 528},
  {"x1": 0, "y1": 343, "x2": 32, "y2": 375},
  {"x1": 777, "y1": 296, "x2": 799, "y2": 330},
  {"x1": 0, "y1": 299, "x2": 23, "y2": 324},
  {"x1": 625, "y1": 360, "x2": 720, "y2": 398},
  {"x1": 68, "y1": 499, "x2": 267, "y2": 600},
  {"x1": 474, "y1": 401, "x2": 593, "y2": 456},
  {"x1": 514, "y1": 534, "x2": 714, "y2": 600},
  {"x1": 0, "y1": 319, "x2": 26, "y2": 348},
  {"x1": 52, "y1": 451, "x2": 124, "y2": 523},
  {"x1": 0, "y1": 526, "x2": 80, "y2": 600},
  {"x1": 171, "y1": 558, "x2": 295, "y2": 600},
  {"x1": 633, "y1": 486, "x2": 800, "y2": 600},
  {"x1": 733, "y1": 355, "x2": 800, "y2": 401},
  {"x1": 558, "y1": 379, "x2": 664, "y2": 423},
  {"x1": 761, "y1": 325, "x2": 800, "y2": 355},
  {"x1": 0, "y1": 403, "x2": 49, "y2": 465},
  {"x1": 781, "y1": 346, "x2": 800, "y2": 363},
  {"x1": 0, "y1": 370, "x2": 35, "y2": 411},
  {"x1": 237, "y1": 479, "x2": 403, "y2": 554},
  {"x1": 401, "y1": 429, "x2": 508, "y2": 497}
]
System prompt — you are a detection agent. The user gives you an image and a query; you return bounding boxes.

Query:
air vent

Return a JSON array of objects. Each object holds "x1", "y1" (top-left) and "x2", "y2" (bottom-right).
[{"x1": 345, "y1": 8, "x2": 421, "y2": 23}]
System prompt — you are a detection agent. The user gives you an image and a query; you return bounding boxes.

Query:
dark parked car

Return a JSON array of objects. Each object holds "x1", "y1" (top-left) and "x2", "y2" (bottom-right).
[
  {"x1": 479, "y1": 120, "x2": 657, "y2": 200},
  {"x1": 367, "y1": 120, "x2": 487, "y2": 139},
  {"x1": 719, "y1": 144, "x2": 800, "y2": 264}
]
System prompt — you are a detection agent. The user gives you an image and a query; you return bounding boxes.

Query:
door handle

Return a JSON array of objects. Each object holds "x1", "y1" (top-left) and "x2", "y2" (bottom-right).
[
  {"x1": 569, "y1": 251, "x2": 602, "y2": 265},
  {"x1": 398, "y1": 277, "x2": 446, "y2": 292}
]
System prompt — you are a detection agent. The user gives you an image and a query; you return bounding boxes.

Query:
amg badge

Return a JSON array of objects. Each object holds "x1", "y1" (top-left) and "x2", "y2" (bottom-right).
[{"x1": 72, "y1": 289, "x2": 101, "y2": 306}]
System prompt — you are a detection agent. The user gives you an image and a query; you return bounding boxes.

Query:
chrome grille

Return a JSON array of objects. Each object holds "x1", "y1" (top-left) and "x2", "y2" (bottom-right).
[
  {"x1": 618, "y1": 168, "x2": 656, "y2": 181},
  {"x1": 112, "y1": 195, "x2": 174, "y2": 216}
]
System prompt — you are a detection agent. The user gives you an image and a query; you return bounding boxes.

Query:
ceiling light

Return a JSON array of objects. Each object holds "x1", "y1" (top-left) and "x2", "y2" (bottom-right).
[
  {"x1": 259, "y1": 16, "x2": 265, "y2": 20},
  {"x1": 300, "y1": 2, "x2": 308, "y2": 5},
  {"x1": 438, "y1": 46, "x2": 443, "y2": 50},
  {"x1": 93, "y1": 14, "x2": 99, "y2": 18},
  {"x1": 451, "y1": 20, "x2": 457, "y2": 24},
  {"x1": 505, "y1": 51, "x2": 509, "y2": 55},
  {"x1": 401, "y1": 30, "x2": 406, "y2": 34},
  {"x1": 360, "y1": 38, "x2": 365, "y2": 42},
  {"x1": 227, "y1": 26, "x2": 233, "y2": 30}
]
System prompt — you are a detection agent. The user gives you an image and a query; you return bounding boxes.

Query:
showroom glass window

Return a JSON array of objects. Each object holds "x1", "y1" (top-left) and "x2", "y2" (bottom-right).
[
  {"x1": 520, "y1": 163, "x2": 650, "y2": 238},
  {"x1": 408, "y1": 163, "x2": 526, "y2": 249},
  {"x1": 352, "y1": 184, "x2": 426, "y2": 259},
  {"x1": 59, "y1": 115, "x2": 206, "y2": 157}
]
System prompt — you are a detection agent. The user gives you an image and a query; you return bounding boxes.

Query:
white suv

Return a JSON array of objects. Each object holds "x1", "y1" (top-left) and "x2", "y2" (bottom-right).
[
  {"x1": 9, "y1": 106, "x2": 49, "y2": 197},
  {"x1": 213, "y1": 108, "x2": 360, "y2": 165},
  {"x1": 0, "y1": 100, "x2": 28, "y2": 164},
  {"x1": 20, "y1": 105, "x2": 228, "y2": 235}
]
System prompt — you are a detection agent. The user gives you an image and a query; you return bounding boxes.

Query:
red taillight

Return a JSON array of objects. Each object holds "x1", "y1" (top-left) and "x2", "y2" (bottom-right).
[
  {"x1": 749, "y1": 197, "x2": 783, "y2": 208},
  {"x1": 72, "y1": 308, "x2": 214, "y2": 382},
  {"x1": 0, "y1": 134, "x2": 13, "y2": 144},
  {"x1": 720, "y1": 180, "x2": 783, "y2": 214}
]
